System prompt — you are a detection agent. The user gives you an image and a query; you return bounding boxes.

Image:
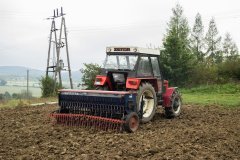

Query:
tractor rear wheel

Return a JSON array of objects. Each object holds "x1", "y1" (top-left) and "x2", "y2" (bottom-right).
[
  {"x1": 137, "y1": 83, "x2": 157, "y2": 123},
  {"x1": 165, "y1": 91, "x2": 182, "y2": 118}
]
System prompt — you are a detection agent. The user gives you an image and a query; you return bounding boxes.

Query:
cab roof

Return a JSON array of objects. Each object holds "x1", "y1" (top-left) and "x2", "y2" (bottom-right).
[{"x1": 106, "y1": 46, "x2": 160, "y2": 55}]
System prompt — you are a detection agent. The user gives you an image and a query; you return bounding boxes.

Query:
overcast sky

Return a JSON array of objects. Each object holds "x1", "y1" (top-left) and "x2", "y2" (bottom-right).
[{"x1": 1, "y1": 0, "x2": 240, "y2": 70}]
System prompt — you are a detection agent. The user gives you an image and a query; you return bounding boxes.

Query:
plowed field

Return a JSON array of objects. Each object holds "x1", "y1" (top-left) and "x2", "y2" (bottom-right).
[{"x1": 0, "y1": 105, "x2": 239, "y2": 160}]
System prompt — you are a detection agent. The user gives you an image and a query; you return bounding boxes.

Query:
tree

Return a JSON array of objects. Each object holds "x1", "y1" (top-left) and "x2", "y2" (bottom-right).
[
  {"x1": 191, "y1": 13, "x2": 205, "y2": 62},
  {"x1": 3, "y1": 91, "x2": 11, "y2": 100},
  {"x1": 80, "y1": 63, "x2": 101, "y2": 89},
  {"x1": 205, "y1": 18, "x2": 222, "y2": 64},
  {"x1": 12, "y1": 93, "x2": 20, "y2": 99},
  {"x1": 160, "y1": 4, "x2": 193, "y2": 86},
  {"x1": 0, "y1": 79, "x2": 7, "y2": 86},
  {"x1": 222, "y1": 32, "x2": 239, "y2": 61},
  {"x1": 40, "y1": 76, "x2": 62, "y2": 97}
]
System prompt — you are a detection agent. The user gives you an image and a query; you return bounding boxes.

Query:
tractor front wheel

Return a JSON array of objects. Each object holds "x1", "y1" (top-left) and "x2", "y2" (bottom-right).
[
  {"x1": 137, "y1": 83, "x2": 157, "y2": 123},
  {"x1": 165, "y1": 91, "x2": 182, "y2": 118}
]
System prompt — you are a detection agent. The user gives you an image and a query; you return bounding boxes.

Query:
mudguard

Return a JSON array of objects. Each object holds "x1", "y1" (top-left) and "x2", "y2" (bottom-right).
[{"x1": 162, "y1": 87, "x2": 177, "y2": 108}]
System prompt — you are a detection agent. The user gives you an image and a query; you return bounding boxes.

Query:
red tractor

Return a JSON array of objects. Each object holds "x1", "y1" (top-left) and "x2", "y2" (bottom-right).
[{"x1": 50, "y1": 46, "x2": 182, "y2": 132}]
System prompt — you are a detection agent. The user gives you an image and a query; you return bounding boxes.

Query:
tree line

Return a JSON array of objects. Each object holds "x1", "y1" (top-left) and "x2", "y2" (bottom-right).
[
  {"x1": 160, "y1": 4, "x2": 240, "y2": 87},
  {"x1": 0, "y1": 90, "x2": 32, "y2": 100}
]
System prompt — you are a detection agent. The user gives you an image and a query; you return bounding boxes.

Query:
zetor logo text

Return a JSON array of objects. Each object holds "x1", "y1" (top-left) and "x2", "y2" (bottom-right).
[{"x1": 114, "y1": 48, "x2": 130, "y2": 51}]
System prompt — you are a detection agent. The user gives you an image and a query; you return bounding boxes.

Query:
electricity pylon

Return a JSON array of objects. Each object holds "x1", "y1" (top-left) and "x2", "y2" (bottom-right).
[{"x1": 46, "y1": 7, "x2": 73, "y2": 90}]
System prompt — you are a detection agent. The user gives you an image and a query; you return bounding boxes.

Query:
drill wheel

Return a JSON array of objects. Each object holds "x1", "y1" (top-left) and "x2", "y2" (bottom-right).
[{"x1": 123, "y1": 112, "x2": 139, "y2": 133}]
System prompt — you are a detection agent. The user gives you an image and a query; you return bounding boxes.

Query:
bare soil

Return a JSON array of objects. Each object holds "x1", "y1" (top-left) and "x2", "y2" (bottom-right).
[{"x1": 0, "y1": 104, "x2": 239, "y2": 160}]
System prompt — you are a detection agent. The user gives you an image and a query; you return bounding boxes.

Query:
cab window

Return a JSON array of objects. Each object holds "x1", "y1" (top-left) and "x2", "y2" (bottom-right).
[
  {"x1": 137, "y1": 57, "x2": 152, "y2": 77},
  {"x1": 150, "y1": 57, "x2": 161, "y2": 77}
]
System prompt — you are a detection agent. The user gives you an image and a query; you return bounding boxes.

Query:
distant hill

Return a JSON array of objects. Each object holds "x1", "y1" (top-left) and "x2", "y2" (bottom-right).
[
  {"x1": 0, "y1": 66, "x2": 44, "y2": 77},
  {"x1": 0, "y1": 66, "x2": 82, "y2": 82}
]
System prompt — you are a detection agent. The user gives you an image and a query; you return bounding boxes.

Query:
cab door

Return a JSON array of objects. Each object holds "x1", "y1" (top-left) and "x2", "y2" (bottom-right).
[{"x1": 150, "y1": 56, "x2": 163, "y2": 94}]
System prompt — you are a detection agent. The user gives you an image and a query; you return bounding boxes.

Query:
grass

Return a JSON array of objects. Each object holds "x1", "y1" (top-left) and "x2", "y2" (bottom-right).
[
  {"x1": 0, "y1": 97, "x2": 57, "y2": 109},
  {"x1": 181, "y1": 83, "x2": 240, "y2": 107},
  {"x1": 182, "y1": 93, "x2": 240, "y2": 107}
]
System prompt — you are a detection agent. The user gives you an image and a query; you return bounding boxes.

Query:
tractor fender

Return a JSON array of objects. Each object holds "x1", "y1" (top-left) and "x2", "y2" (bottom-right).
[
  {"x1": 94, "y1": 75, "x2": 113, "y2": 90},
  {"x1": 162, "y1": 87, "x2": 177, "y2": 108},
  {"x1": 126, "y1": 78, "x2": 141, "y2": 90},
  {"x1": 126, "y1": 78, "x2": 159, "y2": 91}
]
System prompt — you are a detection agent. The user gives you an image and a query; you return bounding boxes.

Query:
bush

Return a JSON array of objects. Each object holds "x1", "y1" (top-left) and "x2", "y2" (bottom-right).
[
  {"x1": 218, "y1": 59, "x2": 240, "y2": 81},
  {"x1": 0, "y1": 94, "x2": 3, "y2": 100},
  {"x1": 40, "y1": 76, "x2": 62, "y2": 97},
  {"x1": 80, "y1": 63, "x2": 101, "y2": 89},
  {"x1": 188, "y1": 63, "x2": 218, "y2": 86},
  {"x1": 187, "y1": 58, "x2": 240, "y2": 87}
]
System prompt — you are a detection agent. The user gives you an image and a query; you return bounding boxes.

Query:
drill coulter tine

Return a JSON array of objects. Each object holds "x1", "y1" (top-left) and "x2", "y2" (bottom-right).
[
  {"x1": 112, "y1": 121, "x2": 116, "y2": 130},
  {"x1": 78, "y1": 115, "x2": 81, "y2": 126},
  {"x1": 76, "y1": 115, "x2": 80, "y2": 126},
  {"x1": 82, "y1": 116, "x2": 86, "y2": 127},
  {"x1": 53, "y1": 115, "x2": 56, "y2": 125},
  {"x1": 110, "y1": 122, "x2": 114, "y2": 130},
  {"x1": 85, "y1": 116, "x2": 89, "y2": 127},
  {"x1": 115, "y1": 122, "x2": 119, "y2": 131},
  {"x1": 61, "y1": 114, "x2": 67, "y2": 126},
  {"x1": 98, "y1": 119, "x2": 102, "y2": 130},
  {"x1": 105, "y1": 121, "x2": 109, "y2": 131},
  {"x1": 104, "y1": 121, "x2": 107, "y2": 131},
  {"x1": 56, "y1": 114, "x2": 59, "y2": 125},
  {"x1": 58, "y1": 114, "x2": 61, "y2": 125},
  {"x1": 68, "y1": 114, "x2": 71, "y2": 126},
  {"x1": 89, "y1": 116, "x2": 92, "y2": 127},
  {"x1": 86, "y1": 116, "x2": 90, "y2": 127},
  {"x1": 71, "y1": 114, "x2": 74, "y2": 127},
  {"x1": 79, "y1": 115, "x2": 83, "y2": 126},
  {"x1": 83, "y1": 115, "x2": 87, "y2": 127},
  {"x1": 74, "y1": 115, "x2": 78, "y2": 126},
  {"x1": 100, "y1": 120, "x2": 104, "y2": 130},
  {"x1": 97, "y1": 118, "x2": 101, "y2": 130},
  {"x1": 60, "y1": 114, "x2": 64, "y2": 126},
  {"x1": 57, "y1": 114, "x2": 61, "y2": 125},
  {"x1": 69, "y1": 115, "x2": 72, "y2": 126},
  {"x1": 65, "y1": 114, "x2": 69, "y2": 126},
  {"x1": 101, "y1": 119, "x2": 104, "y2": 130},
  {"x1": 63, "y1": 114, "x2": 67, "y2": 126},
  {"x1": 77, "y1": 115, "x2": 80, "y2": 126}
]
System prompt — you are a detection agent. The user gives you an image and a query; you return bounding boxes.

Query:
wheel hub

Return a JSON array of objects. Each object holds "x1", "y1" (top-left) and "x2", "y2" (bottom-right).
[
  {"x1": 172, "y1": 96, "x2": 181, "y2": 113},
  {"x1": 141, "y1": 90, "x2": 154, "y2": 118},
  {"x1": 129, "y1": 116, "x2": 138, "y2": 130}
]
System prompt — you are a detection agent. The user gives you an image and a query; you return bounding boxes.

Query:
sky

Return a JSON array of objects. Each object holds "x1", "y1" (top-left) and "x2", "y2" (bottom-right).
[{"x1": 1, "y1": 0, "x2": 240, "y2": 71}]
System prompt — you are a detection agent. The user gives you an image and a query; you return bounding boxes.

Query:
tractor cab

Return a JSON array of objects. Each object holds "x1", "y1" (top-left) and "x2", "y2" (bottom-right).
[{"x1": 95, "y1": 46, "x2": 162, "y2": 91}]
